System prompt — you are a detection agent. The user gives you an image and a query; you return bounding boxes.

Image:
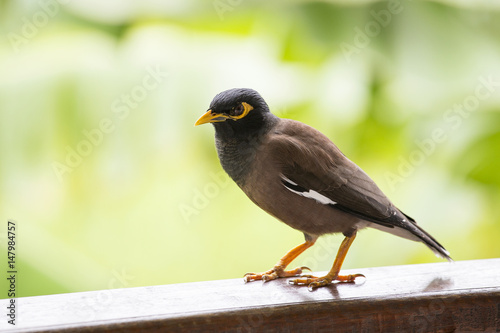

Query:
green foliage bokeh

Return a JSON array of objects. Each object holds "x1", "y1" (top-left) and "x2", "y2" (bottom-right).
[{"x1": 0, "y1": 0, "x2": 499, "y2": 298}]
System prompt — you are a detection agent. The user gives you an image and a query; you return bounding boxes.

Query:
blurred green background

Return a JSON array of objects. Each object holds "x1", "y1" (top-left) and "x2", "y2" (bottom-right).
[{"x1": 0, "y1": 0, "x2": 499, "y2": 298}]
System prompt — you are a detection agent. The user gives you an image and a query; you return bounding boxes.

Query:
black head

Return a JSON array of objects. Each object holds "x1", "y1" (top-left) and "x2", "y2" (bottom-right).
[{"x1": 195, "y1": 88, "x2": 276, "y2": 138}]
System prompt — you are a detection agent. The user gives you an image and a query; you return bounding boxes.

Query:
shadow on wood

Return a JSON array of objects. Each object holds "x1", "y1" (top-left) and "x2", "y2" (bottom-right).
[{"x1": 2, "y1": 259, "x2": 500, "y2": 332}]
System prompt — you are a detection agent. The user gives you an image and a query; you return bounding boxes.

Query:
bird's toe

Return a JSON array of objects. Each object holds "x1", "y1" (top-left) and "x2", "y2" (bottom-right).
[
  {"x1": 243, "y1": 265, "x2": 307, "y2": 283},
  {"x1": 289, "y1": 273, "x2": 365, "y2": 291}
]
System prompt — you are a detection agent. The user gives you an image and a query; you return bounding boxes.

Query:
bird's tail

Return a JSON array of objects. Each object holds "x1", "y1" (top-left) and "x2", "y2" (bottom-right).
[
  {"x1": 370, "y1": 211, "x2": 452, "y2": 261},
  {"x1": 402, "y1": 219, "x2": 452, "y2": 261}
]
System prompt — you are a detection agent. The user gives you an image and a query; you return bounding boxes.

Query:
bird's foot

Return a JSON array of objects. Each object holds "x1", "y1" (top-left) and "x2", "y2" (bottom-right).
[
  {"x1": 244, "y1": 265, "x2": 311, "y2": 283},
  {"x1": 289, "y1": 273, "x2": 365, "y2": 291}
]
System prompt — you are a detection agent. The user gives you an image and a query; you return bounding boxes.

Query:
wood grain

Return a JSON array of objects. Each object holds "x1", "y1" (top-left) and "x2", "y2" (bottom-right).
[{"x1": 2, "y1": 259, "x2": 499, "y2": 332}]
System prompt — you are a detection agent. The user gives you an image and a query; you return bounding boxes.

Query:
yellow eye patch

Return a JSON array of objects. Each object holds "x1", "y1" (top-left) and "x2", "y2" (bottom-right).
[
  {"x1": 230, "y1": 102, "x2": 253, "y2": 120},
  {"x1": 194, "y1": 102, "x2": 254, "y2": 126}
]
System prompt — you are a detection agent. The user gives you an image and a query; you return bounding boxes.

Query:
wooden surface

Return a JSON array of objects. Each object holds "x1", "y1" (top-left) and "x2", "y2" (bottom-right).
[{"x1": 1, "y1": 259, "x2": 500, "y2": 332}]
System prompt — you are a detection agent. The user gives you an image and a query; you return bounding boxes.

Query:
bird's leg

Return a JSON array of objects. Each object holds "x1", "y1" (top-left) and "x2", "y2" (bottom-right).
[
  {"x1": 244, "y1": 239, "x2": 316, "y2": 282},
  {"x1": 289, "y1": 230, "x2": 364, "y2": 290}
]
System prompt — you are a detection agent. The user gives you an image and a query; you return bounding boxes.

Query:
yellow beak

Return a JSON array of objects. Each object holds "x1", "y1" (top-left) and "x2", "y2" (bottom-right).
[{"x1": 194, "y1": 110, "x2": 229, "y2": 126}]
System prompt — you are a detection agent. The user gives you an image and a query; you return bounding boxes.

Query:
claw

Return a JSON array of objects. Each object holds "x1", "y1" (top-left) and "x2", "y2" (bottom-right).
[
  {"x1": 243, "y1": 265, "x2": 306, "y2": 283},
  {"x1": 336, "y1": 273, "x2": 365, "y2": 283},
  {"x1": 243, "y1": 273, "x2": 252, "y2": 283},
  {"x1": 308, "y1": 279, "x2": 330, "y2": 291},
  {"x1": 288, "y1": 276, "x2": 320, "y2": 286},
  {"x1": 262, "y1": 272, "x2": 277, "y2": 282},
  {"x1": 289, "y1": 273, "x2": 365, "y2": 290}
]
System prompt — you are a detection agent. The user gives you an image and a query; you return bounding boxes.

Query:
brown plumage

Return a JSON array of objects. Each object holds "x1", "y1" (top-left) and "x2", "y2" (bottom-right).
[{"x1": 195, "y1": 88, "x2": 451, "y2": 290}]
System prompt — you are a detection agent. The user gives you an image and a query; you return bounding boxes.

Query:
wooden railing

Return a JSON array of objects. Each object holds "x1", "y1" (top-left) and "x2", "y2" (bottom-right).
[{"x1": 2, "y1": 259, "x2": 499, "y2": 332}]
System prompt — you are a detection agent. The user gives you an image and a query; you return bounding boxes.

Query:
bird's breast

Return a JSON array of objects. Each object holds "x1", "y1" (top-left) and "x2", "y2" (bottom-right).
[
  {"x1": 215, "y1": 137, "x2": 261, "y2": 186},
  {"x1": 240, "y1": 154, "x2": 364, "y2": 237}
]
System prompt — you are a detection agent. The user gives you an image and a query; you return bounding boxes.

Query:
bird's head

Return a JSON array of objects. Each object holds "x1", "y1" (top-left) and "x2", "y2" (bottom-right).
[{"x1": 195, "y1": 88, "x2": 274, "y2": 137}]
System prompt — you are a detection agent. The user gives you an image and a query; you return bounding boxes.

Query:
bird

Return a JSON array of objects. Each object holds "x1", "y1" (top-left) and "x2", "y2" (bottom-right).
[{"x1": 195, "y1": 88, "x2": 451, "y2": 290}]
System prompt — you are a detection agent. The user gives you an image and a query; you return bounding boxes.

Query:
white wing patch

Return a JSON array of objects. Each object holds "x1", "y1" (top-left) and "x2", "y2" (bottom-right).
[{"x1": 281, "y1": 175, "x2": 337, "y2": 206}]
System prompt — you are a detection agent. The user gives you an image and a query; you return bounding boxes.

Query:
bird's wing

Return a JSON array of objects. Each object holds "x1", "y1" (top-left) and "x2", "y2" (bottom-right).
[
  {"x1": 265, "y1": 119, "x2": 451, "y2": 260},
  {"x1": 267, "y1": 120, "x2": 396, "y2": 225}
]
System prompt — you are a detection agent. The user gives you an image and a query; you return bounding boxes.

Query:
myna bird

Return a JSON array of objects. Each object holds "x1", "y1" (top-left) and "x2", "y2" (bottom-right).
[{"x1": 195, "y1": 88, "x2": 451, "y2": 290}]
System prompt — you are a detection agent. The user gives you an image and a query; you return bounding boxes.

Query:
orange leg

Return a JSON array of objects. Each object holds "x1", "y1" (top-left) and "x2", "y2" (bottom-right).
[
  {"x1": 289, "y1": 231, "x2": 364, "y2": 290},
  {"x1": 244, "y1": 239, "x2": 316, "y2": 282}
]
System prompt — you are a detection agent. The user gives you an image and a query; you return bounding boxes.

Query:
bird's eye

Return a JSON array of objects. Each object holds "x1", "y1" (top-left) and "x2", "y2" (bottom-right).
[{"x1": 231, "y1": 104, "x2": 245, "y2": 117}]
